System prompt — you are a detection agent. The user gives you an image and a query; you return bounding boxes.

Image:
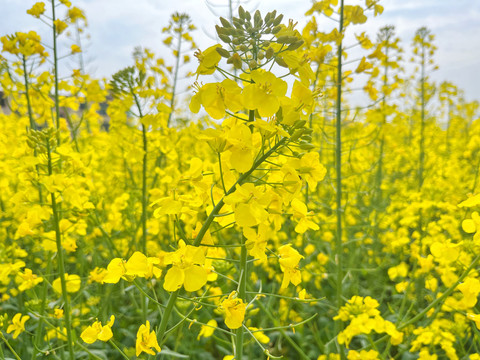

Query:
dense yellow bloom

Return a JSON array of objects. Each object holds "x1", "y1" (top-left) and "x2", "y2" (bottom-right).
[
  {"x1": 163, "y1": 240, "x2": 208, "y2": 292},
  {"x1": 278, "y1": 244, "x2": 303, "y2": 288},
  {"x1": 52, "y1": 273, "x2": 81, "y2": 293},
  {"x1": 80, "y1": 315, "x2": 115, "y2": 344},
  {"x1": 16, "y1": 268, "x2": 43, "y2": 292},
  {"x1": 242, "y1": 69, "x2": 287, "y2": 118},
  {"x1": 26, "y1": 2, "x2": 46, "y2": 18},
  {"x1": 7, "y1": 313, "x2": 30, "y2": 339},
  {"x1": 190, "y1": 79, "x2": 243, "y2": 119},
  {"x1": 136, "y1": 320, "x2": 161, "y2": 356},
  {"x1": 219, "y1": 291, "x2": 246, "y2": 329}
]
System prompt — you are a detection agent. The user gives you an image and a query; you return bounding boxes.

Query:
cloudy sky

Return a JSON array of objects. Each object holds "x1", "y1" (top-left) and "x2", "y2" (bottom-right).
[{"x1": 2, "y1": 0, "x2": 480, "y2": 103}]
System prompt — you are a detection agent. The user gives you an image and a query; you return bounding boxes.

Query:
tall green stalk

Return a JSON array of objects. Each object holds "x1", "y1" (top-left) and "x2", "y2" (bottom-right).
[
  {"x1": 131, "y1": 86, "x2": 148, "y2": 322},
  {"x1": 51, "y1": 0, "x2": 61, "y2": 141},
  {"x1": 334, "y1": 1, "x2": 346, "y2": 358},
  {"x1": 418, "y1": 42, "x2": 426, "y2": 190},
  {"x1": 167, "y1": 24, "x2": 183, "y2": 128},
  {"x1": 46, "y1": 137, "x2": 75, "y2": 360}
]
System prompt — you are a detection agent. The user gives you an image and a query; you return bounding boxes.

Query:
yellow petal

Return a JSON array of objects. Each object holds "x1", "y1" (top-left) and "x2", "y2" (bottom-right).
[
  {"x1": 183, "y1": 265, "x2": 208, "y2": 292},
  {"x1": 163, "y1": 266, "x2": 184, "y2": 292}
]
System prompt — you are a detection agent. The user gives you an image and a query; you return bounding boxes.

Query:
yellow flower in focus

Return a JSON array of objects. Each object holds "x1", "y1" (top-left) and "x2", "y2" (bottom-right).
[
  {"x1": 102, "y1": 258, "x2": 126, "y2": 284},
  {"x1": 242, "y1": 69, "x2": 288, "y2": 118},
  {"x1": 163, "y1": 240, "x2": 207, "y2": 292},
  {"x1": 136, "y1": 320, "x2": 161, "y2": 356},
  {"x1": 52, "y1": 273, "x2": 81, "y2": 293},
  {"x1": 278, "y1": 244, "x2": 304, "y2": 288},
  {"x1": 219, "y1": 291, "x2": 246, "y2": 329},
  {"x1": 80, "y1": 315, "x2": 115, "y2": 344},
  {"x1": 194, "y1": 44, "x2": 222, "y2": 76},
  {"x1": 7, "y1": 313, "x2": 30, "y2": 339}
]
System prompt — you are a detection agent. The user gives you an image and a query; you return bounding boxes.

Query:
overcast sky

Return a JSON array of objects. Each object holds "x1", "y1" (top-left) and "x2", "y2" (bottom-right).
[{"x1": 2, "y1": 0, "x2": 480, "y2": 103}]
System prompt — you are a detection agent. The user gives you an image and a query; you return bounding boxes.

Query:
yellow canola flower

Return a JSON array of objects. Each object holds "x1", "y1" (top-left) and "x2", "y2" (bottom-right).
[
  {"x1": 163, "y1": 240, "x2": 208, "y2": 292},
  {"x1": 136, "y1": 320, "x2": 161, "y2": 356},
  {"x1": 347, "y1": 349, "x2": 379, "y2": 360},
  {"x1": 80, "y1": 315, "x2": 115, "y2": 344},
  {"x1": 278, "y1": 244, "x2": 304, "y2": 289},
  {"x1": 102, "y1": 252, "x2": 162, "y2": 284},
  {"x1": 197, "y1": 319, "x2": 217, "y2": 340},
  {"x1": 458, "y1": 193, "x2": 480, "y2": 208},
  {"x1": 53, "y1": 20, "x2": 68, "y2": 35},
  {"x1": 26, "y1": 2, "x2": 46, "y2": 18},
  {"x1": 248, "y1": 327, "x2": 270, "y2": 344},
  {"x1": 242, "y1": 69, "x2": 288, "y2": 118},
  {"x1": 219, "y1": 291, "x2": 246, "y2": 329},
  {"x1": 189, "y1": 79, "x2": 243, "y2": 120},
  {"x1": 194, "y1": 44, "x2": 222, "y2": 76},
  {"x1": 467, "y1": 313, "x2": 480, "y2": 329},
  {"x1": 7, "y1": 313, "x2": 30, "y2": 339},
  {"x1": 52, "y1": 273, "x2": 81, "y2": 293}
]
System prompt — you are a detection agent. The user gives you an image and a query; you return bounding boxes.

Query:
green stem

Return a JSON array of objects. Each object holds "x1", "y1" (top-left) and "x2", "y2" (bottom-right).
[
  {"x1": 157, "y1": 134, "x2": 289, "y2": 346},
  {"x1": 0, "y1": 333, "x2": 21, "y2": 360},
  {"x1": 398, "y1": 254, "x2": 480, "y2": 330},
  {"x1": 167, "y1": 22, "x2": 183, "y2": 127},
  {"x1": 46, "y1": 138, "x2": 75, "y2": 360},
  {"x1": 109, "y1": 340, "x2": 131, "y2": 360},
  {"x1": 30, "y1": 253, "x2": 53, "y2": 360},
  {"x1": 235, "y1": 236, "x2": 247, "y2": 359},
  {"x1": 193, "y1": 136, "x2": 288, "y2": 247},
  {"x1": 334, "y1": 0, "x2": 345, "y2": 358},
  {"x1": 157, "y1": 290, "x2": 179, "y2": 344},
  {"x1": 51, "y1": 0, "x2": 61, "y2": 143}
]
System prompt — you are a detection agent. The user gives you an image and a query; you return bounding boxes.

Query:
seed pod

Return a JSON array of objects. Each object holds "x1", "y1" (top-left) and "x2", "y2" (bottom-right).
[
  {"x1": 287, "y1": 39, "x2": 304, "y2": 51},
  {"x1": 265, "y1": 47, "x2": 274, "y2": 59},
  {"x1": 272, "y1": 14, "x2": 284, "y2": 26},
  {"x1": 216, "y1": 47, "x2": 231, "y2": 58},
  {"x1": 220, "y1": 17, "x2": 232, "y2": 28},
  {"x1": 218, "y1": 34, "x2": 231, "y2": 43}
]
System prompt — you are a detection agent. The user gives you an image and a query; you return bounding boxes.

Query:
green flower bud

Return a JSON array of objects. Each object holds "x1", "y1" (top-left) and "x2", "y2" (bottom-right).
[
  {"x1": 272, "y1": 14, "x2": 283, "y2": 26},
  {"x1": 216, "y1": 47, "x2": 231, "y2": 58},
  {"x1": 287, "y1": 39, "x2": 304, "y2": 51},
  {"x1": 220, "y1": 17, "x2": 232, "y2": 28}
]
